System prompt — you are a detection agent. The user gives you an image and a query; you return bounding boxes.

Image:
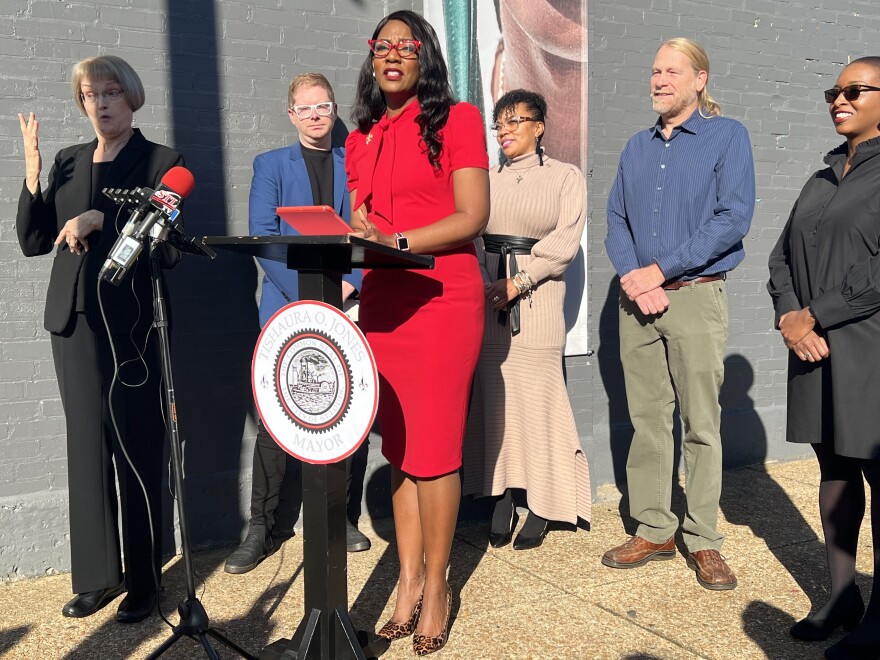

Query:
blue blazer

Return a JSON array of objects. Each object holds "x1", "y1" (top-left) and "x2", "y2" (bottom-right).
[{"x1": 249, "y1": 141, "x2": 361, "y2": 327}]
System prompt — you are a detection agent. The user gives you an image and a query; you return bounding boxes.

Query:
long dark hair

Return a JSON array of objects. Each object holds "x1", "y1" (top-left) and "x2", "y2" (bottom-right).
[{"x1": 351, "y1": 10, "x2": 455, "y2": 171}]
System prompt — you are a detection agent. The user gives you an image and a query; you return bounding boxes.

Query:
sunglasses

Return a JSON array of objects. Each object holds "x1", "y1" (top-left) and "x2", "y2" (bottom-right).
[
  {"x1": 368, "y1": 39, "x2": 422, "y2": 59},
  {"x1": 823, "y1": 84, "x2": 880, "y2": 103}
]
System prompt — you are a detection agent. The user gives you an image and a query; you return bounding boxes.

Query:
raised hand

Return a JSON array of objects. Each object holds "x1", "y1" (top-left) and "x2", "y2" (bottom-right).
[{"x1": 18, "y1": 112, "x2": 42, "y2": 195}]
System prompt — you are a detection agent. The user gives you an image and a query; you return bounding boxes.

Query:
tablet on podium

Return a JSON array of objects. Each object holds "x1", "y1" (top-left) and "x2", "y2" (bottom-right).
[{"x1": 277, "y1": 205, "x2": 353, "y2": 236}]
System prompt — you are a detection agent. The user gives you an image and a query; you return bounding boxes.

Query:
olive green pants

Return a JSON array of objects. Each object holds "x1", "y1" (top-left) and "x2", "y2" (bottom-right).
[{"x1": 618, "y1": 280, "x2": 728, "y2": 552}]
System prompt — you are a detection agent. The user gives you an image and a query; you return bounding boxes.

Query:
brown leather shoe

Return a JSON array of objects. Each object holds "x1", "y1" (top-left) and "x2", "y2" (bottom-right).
[
  {"x1": 686, "y1": 549, "x2": 737, "y2": 590},
  {"x1": 601, "y1": 536, "x2": 676, "y2": 568}
]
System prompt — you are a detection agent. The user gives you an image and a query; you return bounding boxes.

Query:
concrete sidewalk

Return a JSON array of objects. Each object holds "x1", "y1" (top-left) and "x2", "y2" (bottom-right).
[{"x1": 0, "y1": 459, "x2": 874, "y2": 659}]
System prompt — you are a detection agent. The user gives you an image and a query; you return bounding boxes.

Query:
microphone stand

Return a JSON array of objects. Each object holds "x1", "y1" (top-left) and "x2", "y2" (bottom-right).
[{"x1": 143, "y1": 235, "x2": 253, "y2": 660}]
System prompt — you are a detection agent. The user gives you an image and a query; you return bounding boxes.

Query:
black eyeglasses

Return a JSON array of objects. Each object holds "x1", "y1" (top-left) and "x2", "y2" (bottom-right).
[{"x1": 823, "y1": 84, "x2": 880, "y2": 103}]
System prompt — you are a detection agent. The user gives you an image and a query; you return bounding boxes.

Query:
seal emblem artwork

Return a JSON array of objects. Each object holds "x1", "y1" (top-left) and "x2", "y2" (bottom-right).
[{"x1": 253, "y1": 301, "x2": 378, "y2": 464}]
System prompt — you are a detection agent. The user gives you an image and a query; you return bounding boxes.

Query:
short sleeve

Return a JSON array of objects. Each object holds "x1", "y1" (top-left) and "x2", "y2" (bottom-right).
[
  {"x1": 345, "y1": 130, "x2": 364, "y2": 192},
  {"x1": 444, "y1": 102, "x2": 489, "y2": 172}
]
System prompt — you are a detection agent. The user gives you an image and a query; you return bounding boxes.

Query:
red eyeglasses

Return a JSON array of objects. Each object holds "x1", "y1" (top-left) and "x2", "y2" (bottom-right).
[{"x1": 368, "y1": 39, "x2": 422, "y2": 59}]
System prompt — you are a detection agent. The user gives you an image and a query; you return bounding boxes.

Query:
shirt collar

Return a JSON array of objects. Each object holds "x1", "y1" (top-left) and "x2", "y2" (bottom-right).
[
  {"x1": 382, "y1": 97, "x2": 420, "y2": 126},
  {"x1": 650, "y1": 107, "x2": 704, "y2": 139}
]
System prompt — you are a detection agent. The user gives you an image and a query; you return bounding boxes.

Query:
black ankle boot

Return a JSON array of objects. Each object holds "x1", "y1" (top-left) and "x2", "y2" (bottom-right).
[
  {"x1": 488, "y1": 491, "x2": 516, "y2": 548},
  {"x1": 791, "y1": 584, "x2": 865, "y2": 641},
  {"x1": 224, "y1": 527, "x2": 274, "y2": 574}
]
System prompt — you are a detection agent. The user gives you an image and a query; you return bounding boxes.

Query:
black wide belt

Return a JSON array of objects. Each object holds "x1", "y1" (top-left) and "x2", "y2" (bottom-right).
[{"x1": 482, "y1": 234, "x2": 540, "y2": 335}]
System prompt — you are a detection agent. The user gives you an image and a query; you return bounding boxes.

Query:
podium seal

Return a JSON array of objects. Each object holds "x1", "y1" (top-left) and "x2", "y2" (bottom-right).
[{"x1": 253, "y1": 301, "x2": 378, "y2": 464}]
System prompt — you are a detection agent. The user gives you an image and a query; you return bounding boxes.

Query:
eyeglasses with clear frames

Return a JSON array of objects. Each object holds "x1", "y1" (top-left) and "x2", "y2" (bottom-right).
[
  {"x1": 81, "y1": 89, "x2": 125, "y2": 104},
  {"x1": 368, "y1": 39, "x2": 422, "y2": 59},
  {"x1": 823, "y1": 84, "x2": 880, "y2": 103},
  {"x1": 490, "y1": 116, "x2": 537, "y2": 134},
  {"x1": 290, "y1": 102, "x2": 335, "y2": 119}
]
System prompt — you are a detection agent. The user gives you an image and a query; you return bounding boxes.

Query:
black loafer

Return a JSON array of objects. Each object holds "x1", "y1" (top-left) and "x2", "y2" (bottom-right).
[
  {"x1": 116, "y1": 591, "x2": 157, "y2": 623},
  {"x1": 62, "y1": 583, "x2": 125, "y2": 618}
]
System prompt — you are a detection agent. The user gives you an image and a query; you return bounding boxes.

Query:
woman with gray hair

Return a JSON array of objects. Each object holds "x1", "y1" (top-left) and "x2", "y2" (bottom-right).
[{"x1": 16, "y1": 55, "x2": 183, "y2": 623}]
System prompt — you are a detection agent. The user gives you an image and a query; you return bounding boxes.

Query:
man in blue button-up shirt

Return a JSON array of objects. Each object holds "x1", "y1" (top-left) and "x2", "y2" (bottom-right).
[{"x1": 602, "y1": 39, "x2": 755, "y2": 591}]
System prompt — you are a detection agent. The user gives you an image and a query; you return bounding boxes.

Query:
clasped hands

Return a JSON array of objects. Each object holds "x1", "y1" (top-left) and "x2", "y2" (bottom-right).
[
  {"x1": 778, "y1": 308, "x2": 829, "y2": 363},
  {"x1": 620, "y1": 264, "x2": 669, "y2": 316}
]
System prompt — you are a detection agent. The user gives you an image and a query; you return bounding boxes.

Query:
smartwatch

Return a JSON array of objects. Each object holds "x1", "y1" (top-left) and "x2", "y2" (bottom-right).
[{"x1": 395, "y1": 232, "x2": 410, "y2": 252}]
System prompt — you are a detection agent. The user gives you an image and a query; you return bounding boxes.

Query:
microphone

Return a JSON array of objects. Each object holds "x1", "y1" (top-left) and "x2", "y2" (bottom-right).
[{"x1": 99, "y1": 166, "x2": 195, "y2": 285}]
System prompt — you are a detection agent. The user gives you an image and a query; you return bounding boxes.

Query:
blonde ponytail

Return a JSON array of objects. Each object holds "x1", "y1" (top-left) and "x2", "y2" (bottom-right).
[{"x1": 661, "y1": 38, "x2": 721, "y2": 117}]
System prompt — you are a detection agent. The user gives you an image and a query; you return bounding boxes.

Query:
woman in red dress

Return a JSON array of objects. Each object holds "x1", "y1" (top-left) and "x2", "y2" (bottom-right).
[{"x1": 346, "y1": 10, "x2": 489, "y2": 655}]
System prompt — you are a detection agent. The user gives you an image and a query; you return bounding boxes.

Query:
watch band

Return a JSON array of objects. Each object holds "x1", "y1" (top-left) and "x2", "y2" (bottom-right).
[{"x1": 395, "y1": 232, "x2": 410, "y2": 252}]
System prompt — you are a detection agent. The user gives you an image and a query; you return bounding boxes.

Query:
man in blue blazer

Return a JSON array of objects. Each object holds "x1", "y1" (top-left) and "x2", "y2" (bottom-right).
[{"x1": 226, "y1": 73, "x2": 369, "y2": 574}]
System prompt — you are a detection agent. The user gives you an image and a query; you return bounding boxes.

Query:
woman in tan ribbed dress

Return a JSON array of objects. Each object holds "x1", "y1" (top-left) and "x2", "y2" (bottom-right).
[{"x1": 463, "y1": 89, "x2": 591, "y2": 550}]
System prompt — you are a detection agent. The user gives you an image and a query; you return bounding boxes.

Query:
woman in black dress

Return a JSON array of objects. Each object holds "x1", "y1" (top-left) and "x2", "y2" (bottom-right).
[
  {"x1": 768, "y1": 57, "x2": 880, "y2": 659},
  {"x1": 17, "y1": 55, "x2": 182, "y2": 623}
]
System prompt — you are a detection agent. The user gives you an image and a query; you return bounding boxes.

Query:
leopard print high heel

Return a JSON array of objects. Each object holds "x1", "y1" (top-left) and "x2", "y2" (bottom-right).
[
  {"x1": 376, "y1": 594, "x2": 423, "y2": 641},
  {"x1": 412, "y1": 586, "x2": 452, "y2": 656}
]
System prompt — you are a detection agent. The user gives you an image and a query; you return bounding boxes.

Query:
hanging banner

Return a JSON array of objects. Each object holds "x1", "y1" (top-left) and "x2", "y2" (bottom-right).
[{"x1": 425, "y1": 0, "x2": 591, "y2": 355}]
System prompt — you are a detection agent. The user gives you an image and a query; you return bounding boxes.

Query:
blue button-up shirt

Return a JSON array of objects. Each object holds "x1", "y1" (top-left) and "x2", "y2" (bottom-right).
[{"x1": 605, "y1": 109, "x2": 755, "y2": 281}]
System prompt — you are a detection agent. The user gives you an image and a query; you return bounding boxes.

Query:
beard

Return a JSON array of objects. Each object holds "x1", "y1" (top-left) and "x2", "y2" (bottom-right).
[{"x1": 652, "y1": 89, "x2": 698, "y2": 118}]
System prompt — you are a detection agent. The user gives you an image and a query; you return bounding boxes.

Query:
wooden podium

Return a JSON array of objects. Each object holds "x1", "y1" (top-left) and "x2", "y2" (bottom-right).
[{"x1": 203, "y1": 234, "x2": 433, "y2": 660}]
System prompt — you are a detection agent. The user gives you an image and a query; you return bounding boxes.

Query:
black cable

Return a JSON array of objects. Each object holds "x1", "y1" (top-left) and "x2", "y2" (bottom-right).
[{"x1": 97, "y1": 247, "x2": 175, "y2": 631}]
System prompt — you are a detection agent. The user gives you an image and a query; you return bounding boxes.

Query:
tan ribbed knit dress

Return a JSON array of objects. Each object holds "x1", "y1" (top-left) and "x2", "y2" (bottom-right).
[{"x1": 462, "y1": 152, "x2": 591, "y2": 525}]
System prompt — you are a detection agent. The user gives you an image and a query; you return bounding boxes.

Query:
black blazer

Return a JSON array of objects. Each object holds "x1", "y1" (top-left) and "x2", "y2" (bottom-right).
[{"x1": 17, "y1": 129, "x2": 183, "y2": 335}]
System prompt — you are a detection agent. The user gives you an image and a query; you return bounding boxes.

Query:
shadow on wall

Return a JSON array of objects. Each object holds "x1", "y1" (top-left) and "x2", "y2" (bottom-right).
[
  {"x1": 163, "y1": 0, "x2": 259, "y2": 547},
  {"x1": 63, "y1": 2, "x2": 260, "y2": 654}
]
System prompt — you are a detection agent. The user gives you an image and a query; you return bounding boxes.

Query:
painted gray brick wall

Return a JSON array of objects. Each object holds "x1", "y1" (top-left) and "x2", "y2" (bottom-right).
[
  {"x1": 0, "y1": 0, "x2": 416, "y2": 580},
  {"x1": 2, "y1": 0, "x2": 878, "y2": 580},
  {"x1": 585, "y1": 0, "x2": 880, "y2": 497}
]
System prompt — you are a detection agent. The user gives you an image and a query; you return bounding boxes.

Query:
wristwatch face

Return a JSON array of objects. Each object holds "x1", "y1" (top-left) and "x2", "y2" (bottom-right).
[{"x1": 395, "y1": 233, "x2": 410, "y2": 252}]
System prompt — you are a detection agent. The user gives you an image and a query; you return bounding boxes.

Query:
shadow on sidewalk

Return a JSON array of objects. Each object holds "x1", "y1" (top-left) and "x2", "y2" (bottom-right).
[{"x1": 717, "y1": 354, "x2": 861, "y2": 658}]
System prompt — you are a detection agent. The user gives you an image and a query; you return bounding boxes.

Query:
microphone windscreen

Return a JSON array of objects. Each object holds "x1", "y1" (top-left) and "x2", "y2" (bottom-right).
[{"x1": 160, "y1": 166, "x2": 195, "y2": 199}]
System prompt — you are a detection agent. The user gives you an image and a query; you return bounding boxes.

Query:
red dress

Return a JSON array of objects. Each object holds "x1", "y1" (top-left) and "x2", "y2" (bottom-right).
[{"x1": 345, "y1": 100, "x2": 488, "y2": 477}]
